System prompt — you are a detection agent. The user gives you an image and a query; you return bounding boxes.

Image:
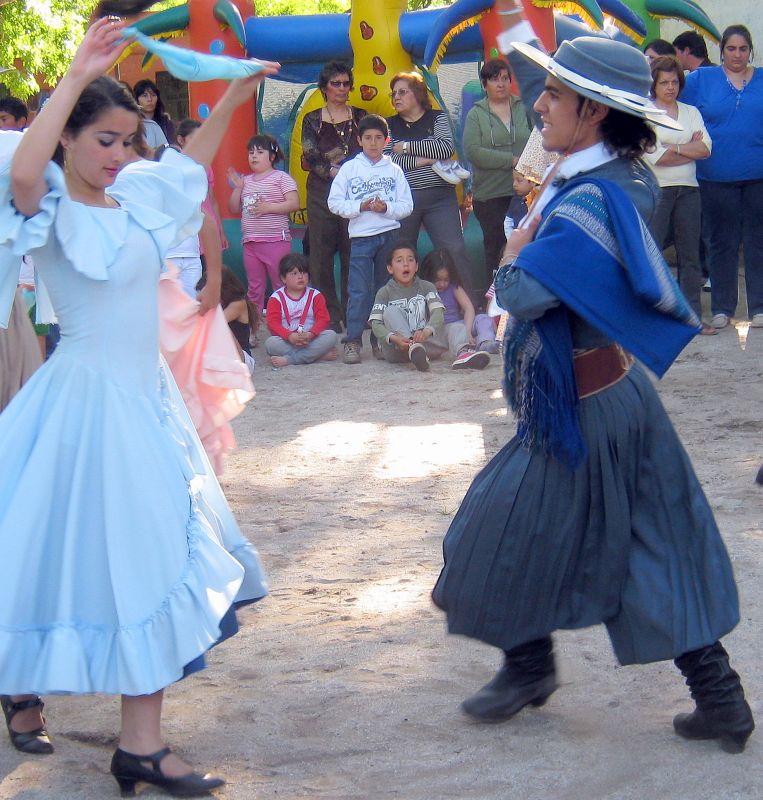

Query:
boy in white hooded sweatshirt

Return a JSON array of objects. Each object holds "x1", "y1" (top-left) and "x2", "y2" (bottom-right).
[{"x1": 328, "y1": 114, "x2": 413, "y2": 364}]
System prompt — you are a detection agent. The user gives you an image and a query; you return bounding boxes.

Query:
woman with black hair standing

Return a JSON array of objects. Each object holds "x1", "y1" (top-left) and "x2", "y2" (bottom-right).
[
  {"x1": 134, "y1": 77, "x2": 176, "y2": 146},
  {"x1": 301, "y1": 60, "x2": 365, "y2": 333},
  {"x1": 682, "y1": 25, "x2": 763, "y2": 330}
]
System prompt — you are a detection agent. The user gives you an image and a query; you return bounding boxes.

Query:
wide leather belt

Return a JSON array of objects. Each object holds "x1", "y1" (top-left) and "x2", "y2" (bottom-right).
[{"x1": 573, "y1": 344, "x2": 633, "y2": 399}]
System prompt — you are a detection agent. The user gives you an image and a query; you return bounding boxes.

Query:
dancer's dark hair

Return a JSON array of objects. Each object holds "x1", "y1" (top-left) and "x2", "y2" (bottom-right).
[
  {"x1": 94, "y1": 1, "x2": 163, "y2": 16},
  {"x1": 599, "y1": 108, "x2": 656, "y2": 160},
  {"x1": 54, "y1": 76, "x2": 140, "y2": 166}
]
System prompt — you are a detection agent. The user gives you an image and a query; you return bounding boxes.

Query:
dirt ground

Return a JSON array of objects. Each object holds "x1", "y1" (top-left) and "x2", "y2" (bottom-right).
[{"x1": 1, "y1": 307, "x2": 762, "y2": 800}]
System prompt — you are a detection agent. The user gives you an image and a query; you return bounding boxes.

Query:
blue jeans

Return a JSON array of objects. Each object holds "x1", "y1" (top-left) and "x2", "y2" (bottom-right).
[
  {"x1": 699, "y1": 178, "x2": 763, "y2": 317},
  {"x1": 399, "y1": 186, "x2": 474, "y2": 293},
  {"x1": 345, "y1": 229, "x2": 397, "y2": 343}
]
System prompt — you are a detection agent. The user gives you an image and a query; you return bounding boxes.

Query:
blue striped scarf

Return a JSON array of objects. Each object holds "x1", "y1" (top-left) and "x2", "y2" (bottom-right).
[{"x1": 496, "y1": 177, "x2": 700, "y2": 469}]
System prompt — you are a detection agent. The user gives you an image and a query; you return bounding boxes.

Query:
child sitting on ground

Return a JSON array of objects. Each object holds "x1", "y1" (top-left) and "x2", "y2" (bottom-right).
[
  {"x1": 265, "y1": 253, "x2": 338, "y2": 367},
  {"x1": 369, "y1": 242, "x2": 445, "y2": 372},
  {"x1": 420, "y1": 249, "x2": 492, "y2": 369},
  {"x1": 327, "y1": 114, "x2": 413, "y2": 365}
]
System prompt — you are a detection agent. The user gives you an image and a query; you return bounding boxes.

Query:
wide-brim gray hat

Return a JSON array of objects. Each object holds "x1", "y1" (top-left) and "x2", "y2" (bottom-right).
[{"x1": 512, "y1": 37, "x2": 682, "y2": 130}]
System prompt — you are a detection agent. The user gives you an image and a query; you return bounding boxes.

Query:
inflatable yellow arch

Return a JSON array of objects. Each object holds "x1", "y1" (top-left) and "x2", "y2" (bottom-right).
[{"x1": 287, "y1": 0, "x2": 444, "y2": 215}]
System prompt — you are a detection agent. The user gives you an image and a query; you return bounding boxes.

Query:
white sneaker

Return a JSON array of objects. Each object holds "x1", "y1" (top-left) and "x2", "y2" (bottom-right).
[
  {"x1": 432, "y1": 161, "x2": 461, "y2": 185},
  {"x1": 709, "y1": 313, "x2": 729, "y2": 329},
  {"x1": 750, "y1": 313, "x2": 763, "y2": 328},
  {"x1": 452, "y1": 162, "x2": 471, "y2": 180}
]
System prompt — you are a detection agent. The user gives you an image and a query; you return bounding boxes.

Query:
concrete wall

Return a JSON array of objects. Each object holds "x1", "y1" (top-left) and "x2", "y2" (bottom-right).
[{"x1": 661, "y1": 0, "x2": 761, "y2": 65}]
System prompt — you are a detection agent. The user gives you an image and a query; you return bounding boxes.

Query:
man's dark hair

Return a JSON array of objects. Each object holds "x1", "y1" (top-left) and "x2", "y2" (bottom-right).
[
  {"x1": 644, "y1": 38, "x2": 676, "y2": 57},
  {"x1": 574, "y1": 96, "x2": 656, "y2": 159},
  {"x1": 0, "y1": 97, "x2": 28, "y2": 122},
  {"x1": 358, "y1": 114, "x2": 389, "y2": 138},
  {"x1": 672, "y1": 30, "x2": 709, "y2": 59}
]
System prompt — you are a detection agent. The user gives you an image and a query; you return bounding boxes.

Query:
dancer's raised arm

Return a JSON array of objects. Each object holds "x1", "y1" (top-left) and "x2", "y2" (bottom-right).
[
  {"x1": 182, "y1": 69, "x2": 279, "y2": 168},
  {"x1": 10, "y1": 18, "x2": 130, "y2": 216}
]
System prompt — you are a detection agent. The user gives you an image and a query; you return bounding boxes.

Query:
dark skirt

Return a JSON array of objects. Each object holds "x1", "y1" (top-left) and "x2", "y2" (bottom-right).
[{"x1": 432, "y1": 364, "x2": 739, "y2": 665}]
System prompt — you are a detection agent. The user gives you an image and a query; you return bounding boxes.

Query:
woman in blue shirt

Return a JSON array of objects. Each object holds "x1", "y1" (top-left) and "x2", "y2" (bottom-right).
[{"x1": 681, "y1": 25, "x2": 763, "y2": 329}]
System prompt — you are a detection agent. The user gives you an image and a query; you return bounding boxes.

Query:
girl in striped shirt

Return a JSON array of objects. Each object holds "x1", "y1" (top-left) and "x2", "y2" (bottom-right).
[{"x1": 227, "y1": 134, "x2": 300, "y2": 312}]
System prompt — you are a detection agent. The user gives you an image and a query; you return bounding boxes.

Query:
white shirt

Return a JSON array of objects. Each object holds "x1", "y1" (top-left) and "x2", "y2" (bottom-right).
[
  {"x1": 642, "y1": 101, "x2": 711, "y2": 188},
  {"x1": 524, "y1": 142, "x2": 616, "y2": 223}
]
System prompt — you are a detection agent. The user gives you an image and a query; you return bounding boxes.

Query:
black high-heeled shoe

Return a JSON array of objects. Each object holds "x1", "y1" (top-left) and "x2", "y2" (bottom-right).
[
  {"x1": 0, "y1": 695, "x2": 54, "y2": 755},
  {"x1": 110, "y1": 747, "x2": 225, "y2": 798}
]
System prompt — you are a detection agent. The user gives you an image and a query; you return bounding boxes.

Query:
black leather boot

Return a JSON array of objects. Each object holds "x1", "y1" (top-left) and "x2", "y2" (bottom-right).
[
  {"x1": 462, "y1": 637, "x2": 557, "y2": 722},
  {"x1": 673, "y1": 641, "x2": 755, "y2": 753}
]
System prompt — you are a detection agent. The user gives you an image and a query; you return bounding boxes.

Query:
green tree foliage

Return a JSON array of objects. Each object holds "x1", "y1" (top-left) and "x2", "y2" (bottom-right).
[
  {"x1": 0, "y1": 0, "x2": 99, "y2": 99},
  {"x1": 0, "y1": 0, "x2": 452, "y2": 99}
]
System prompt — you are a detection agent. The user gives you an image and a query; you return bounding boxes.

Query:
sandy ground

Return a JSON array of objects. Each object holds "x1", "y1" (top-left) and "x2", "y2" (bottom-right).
[{"x1": 1, "y1": 308, "x2": 762, "y2": 800}]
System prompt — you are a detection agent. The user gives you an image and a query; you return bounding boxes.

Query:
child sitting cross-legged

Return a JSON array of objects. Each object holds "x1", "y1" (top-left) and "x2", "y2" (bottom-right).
[
  {"x1": 420, "y1": 248, "x2": 491, "y2": 370},
  {"x1": 265, "y1": 253, "x2": 338, "y2": 367},
  {"x1": 369, "y1": 242, "x2": 446, "y2": 372}
]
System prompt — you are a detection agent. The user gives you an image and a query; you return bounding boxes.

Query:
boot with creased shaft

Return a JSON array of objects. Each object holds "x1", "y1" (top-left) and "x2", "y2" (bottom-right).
[
  {"x1": 673, "y1": 641, "x2": 755, "y2": 753},
  {"x1": 462, "y1": 637, "x2": 557, "y2": 722}
]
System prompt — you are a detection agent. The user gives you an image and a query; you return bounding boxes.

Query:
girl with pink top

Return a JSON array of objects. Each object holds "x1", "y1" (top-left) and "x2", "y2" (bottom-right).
[{"x1": 227, "y1": 134, "x2": 299, "y2": 311}]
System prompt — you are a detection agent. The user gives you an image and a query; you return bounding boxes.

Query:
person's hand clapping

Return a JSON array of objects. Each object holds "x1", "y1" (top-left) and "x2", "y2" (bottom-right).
[{"x1": 226, "y1": 167, "x2": 244, "y2": 189}]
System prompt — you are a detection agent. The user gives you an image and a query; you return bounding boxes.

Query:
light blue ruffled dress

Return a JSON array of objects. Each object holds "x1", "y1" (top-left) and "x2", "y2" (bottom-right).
[{"x1": 0, "y1": 147, "x2": 267, "y2": 696}]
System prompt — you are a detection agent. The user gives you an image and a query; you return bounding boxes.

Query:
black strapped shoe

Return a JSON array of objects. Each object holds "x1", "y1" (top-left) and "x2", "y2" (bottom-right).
[
  {"x1": 0, "y1": 695, "x2": 54, "y2": 755},
  {"x1": 110, "y1": 747, "x2": 225, "y2": 798}
]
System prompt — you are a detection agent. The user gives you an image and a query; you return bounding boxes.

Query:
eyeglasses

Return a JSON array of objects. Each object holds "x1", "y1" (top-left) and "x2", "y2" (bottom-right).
[
  {"x1": 390, "y1": 89, "x2": 410, "y2": 98},
  {"x1": 328, "y1": 79, "x2": 351, "y2": 88}
]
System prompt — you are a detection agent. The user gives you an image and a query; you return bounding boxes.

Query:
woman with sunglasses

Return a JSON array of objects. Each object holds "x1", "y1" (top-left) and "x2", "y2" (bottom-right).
[
  {"x1": 301, "y1": 61, "x2": 366, "y2": 333},
  {"x1": 463, "y1": 59, "x2": 532, "y2": 289},
  {"x1": 386, "y1": 71, "x2": 476, "y2": 295}
]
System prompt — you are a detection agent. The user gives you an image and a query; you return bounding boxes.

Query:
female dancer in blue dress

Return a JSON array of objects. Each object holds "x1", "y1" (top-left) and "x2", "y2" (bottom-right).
[
  {"x1": 433, "y1": 0, "x2": 754, "y2": 754},
  {"x1": 0, "y1": 11, "x2": 277, "y2": 796}
]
